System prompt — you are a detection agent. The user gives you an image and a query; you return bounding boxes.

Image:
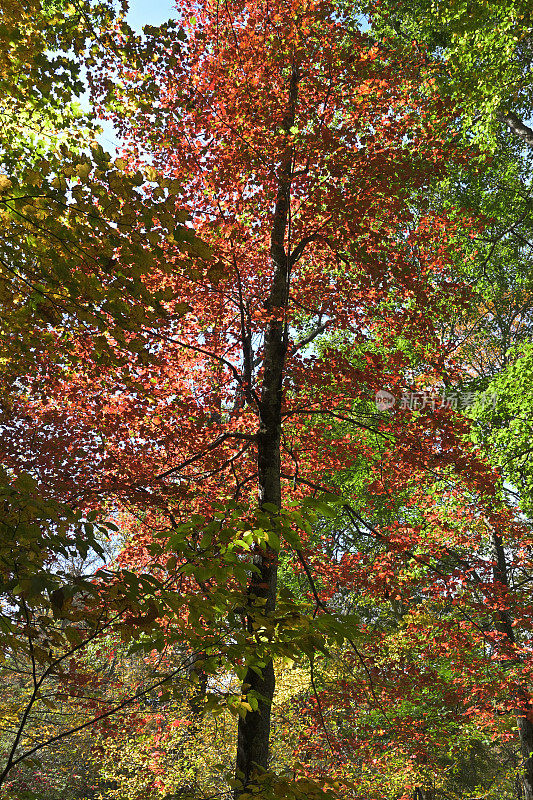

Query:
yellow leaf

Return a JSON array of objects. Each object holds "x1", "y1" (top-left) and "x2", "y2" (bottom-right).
[
  {"x1": 76, "y1": 163, "x2": 91, "y2": 180},
  {"x1": 0, "y1": 175, "x2": 13, "y2": 193}
]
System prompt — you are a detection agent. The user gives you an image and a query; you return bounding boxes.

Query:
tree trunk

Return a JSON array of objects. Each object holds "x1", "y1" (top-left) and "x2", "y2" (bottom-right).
[
  {"x1": 496, "y1": 111, "x2": 533, "y2": 149},
  {"x1": 490, "y1": 525, "x2": 533, "y2": 800},
  {"x1": 413, "y1": 752, "x2": 434, "y2": 800},
  {"x1": 518, "y1": 715, "x2": 533, "y2": 800},
  {"x1": 234, "y1": 63, "x2": 300, "y2": 797},
  {"x1": 413, "y1": 790, "x2": 433, "y2": 800}
]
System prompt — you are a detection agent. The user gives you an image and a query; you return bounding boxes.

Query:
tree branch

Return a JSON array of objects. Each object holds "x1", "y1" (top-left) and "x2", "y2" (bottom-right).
[
  {"x1": 291, "y1": 321, "x2": 329, "y2": 353},
  {"x1": 497, "y1": 111, "x2": 533, "y2": 148},
  {"x1": 153, "y1": 432, "x2": 256, "y2": 481}
]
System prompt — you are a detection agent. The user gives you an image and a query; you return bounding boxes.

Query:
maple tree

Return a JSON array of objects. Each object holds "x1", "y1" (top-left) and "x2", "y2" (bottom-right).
[
  {"x1": 5, "y1": 1, "x2": 519, "y2": 798},
  {"x1": 0, "y1": 0, "x2": 217, "y2": 793},
  {"x1": 4, "y1": 1, "x2": 533, "y2": 799}
]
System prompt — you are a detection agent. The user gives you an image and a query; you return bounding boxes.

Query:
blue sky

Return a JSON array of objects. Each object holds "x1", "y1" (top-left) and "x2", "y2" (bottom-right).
[
  {"x1": 126, "y1": 0, "x2": 177, "y2": 31},
  {"x1": 94, "y1": 0, "x2": 179, "y2": 152}
]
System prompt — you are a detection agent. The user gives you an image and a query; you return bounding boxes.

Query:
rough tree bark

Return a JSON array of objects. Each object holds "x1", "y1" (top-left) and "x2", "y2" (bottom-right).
[
  {"x1": 413, "y1": 789, "x2": 434, "y2": 800},
  {"x1": 496, "y1": 111, "x2": 533, "y2": 149},
  {"x1": 490, "y1": 525, "x2": 533, "y2": 800},
  {"x1": 234, "y1": 63, "x2": 300, "y2": 797}
]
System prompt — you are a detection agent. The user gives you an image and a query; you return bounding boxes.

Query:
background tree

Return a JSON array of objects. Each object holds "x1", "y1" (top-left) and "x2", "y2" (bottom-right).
[
  {"x1": 5, "y1": 1, "x2": 533, "y2": 799},
  {"x1": 347, "y1": 0, "x2": 533, "y2": 793},
  {"x1": 7, "y1": 1, "x2": 519, "y2": 797},
  {"x1": 0, "y1": 0, "x2": 218, "y2": 791},
  {"x1": 357, "y1": 0, "x2": 533, "y2": 148}
]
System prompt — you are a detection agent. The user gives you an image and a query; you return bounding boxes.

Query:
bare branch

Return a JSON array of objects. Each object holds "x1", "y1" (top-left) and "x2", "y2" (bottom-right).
[
  {"x1": 291, "y1": 321, "x2": 329, "y2": 353},
  {"x1": 154, "y1": 432, "x2": 255, "y2": 481},
  {"x1": 497, "y1": 111, "x2": 533, "y2": 148}
]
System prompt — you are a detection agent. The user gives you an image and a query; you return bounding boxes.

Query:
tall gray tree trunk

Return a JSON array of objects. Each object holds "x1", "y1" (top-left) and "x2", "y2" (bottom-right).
[
  {"x1": 413, "y1": 789, "x2": 433, "y2": 800},
  {"x1": 234, "y1": 63, "x2": 300, "y2": 797},
  {"x1": 491, "y1": 525, "x2": 533, "y2": 799}
]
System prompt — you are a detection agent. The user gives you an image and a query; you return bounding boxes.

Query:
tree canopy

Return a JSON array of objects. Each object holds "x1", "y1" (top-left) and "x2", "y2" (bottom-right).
[{"x1": 2, "y1": 1, "x2": 533, "y2": 799}]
